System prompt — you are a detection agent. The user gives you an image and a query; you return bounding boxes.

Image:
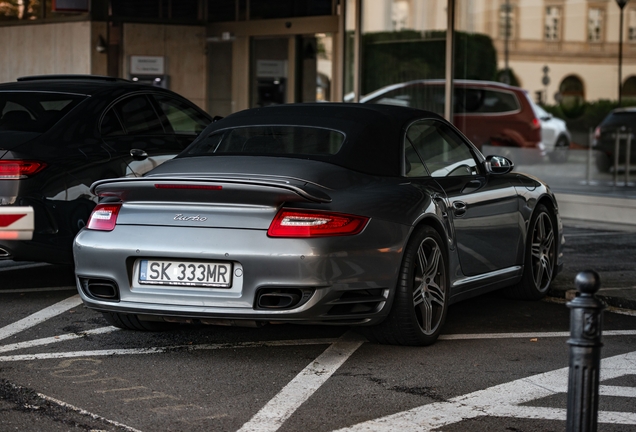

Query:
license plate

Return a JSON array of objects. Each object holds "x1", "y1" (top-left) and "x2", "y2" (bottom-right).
[{"x1": 139, "y1": 259, "x2": 232, "y2": 288}]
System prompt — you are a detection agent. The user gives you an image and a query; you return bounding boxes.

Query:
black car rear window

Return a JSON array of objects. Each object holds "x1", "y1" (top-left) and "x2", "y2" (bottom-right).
[
  {"x1": 602, "y1": 112, "x2": 636, "y2": 128},
  {"x1": 185, "y1": 126, "x2": 345, "y2": 156},
  {"x1": 0, "y1": 92, "x2": 86, "y2": 133}
]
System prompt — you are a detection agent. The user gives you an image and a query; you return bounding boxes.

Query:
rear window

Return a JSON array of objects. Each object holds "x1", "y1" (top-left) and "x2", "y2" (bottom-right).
[
  {"x1": 185, "y1": 126, "x2": 345, "y2": 156},
  {"x1": 0, "y1": 92, "x2": 86, "y2": 133},
  {"x1": 601, "y1": 111, "x2": 636, "y2": 128}
]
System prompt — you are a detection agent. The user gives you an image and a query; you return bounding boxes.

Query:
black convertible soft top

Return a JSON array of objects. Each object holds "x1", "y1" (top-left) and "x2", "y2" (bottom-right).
[{"x1": 182, "y1": 103, "x2": 443, "y2": 177}]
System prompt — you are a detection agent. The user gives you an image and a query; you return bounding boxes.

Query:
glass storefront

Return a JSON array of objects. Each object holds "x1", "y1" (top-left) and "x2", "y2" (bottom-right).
[{"x1": 343, "y1": 0, "x2": 636, "y2": 196}]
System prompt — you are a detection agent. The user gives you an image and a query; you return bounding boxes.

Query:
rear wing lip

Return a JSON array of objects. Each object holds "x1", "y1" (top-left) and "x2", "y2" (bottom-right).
[{"x1": 91, "y1": 176, "x2": 332, "y2": 204}]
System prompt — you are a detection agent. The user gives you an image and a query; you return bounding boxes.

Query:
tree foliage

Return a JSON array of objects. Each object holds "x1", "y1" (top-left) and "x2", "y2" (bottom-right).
[{"x1": 360, "y1": 30, "x2": 498, "y2": 94}]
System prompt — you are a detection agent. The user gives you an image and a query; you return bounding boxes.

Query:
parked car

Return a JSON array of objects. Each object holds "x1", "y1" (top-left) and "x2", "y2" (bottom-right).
[
  {"x1": 0, "y1": 75, "x2": 212, "y2": 264},
  {"x1": 593, "y1": 107, "x2": 636, "y2": 172},
  {"x1": 360, "y1": 80, "x2": 544, "y2": 163},
  {"x1": 530, "y1": 101, "x2": 571, "y2": 163},
  {"x1": 73, "y1": 103, "x2": 564, "y2": 346}
]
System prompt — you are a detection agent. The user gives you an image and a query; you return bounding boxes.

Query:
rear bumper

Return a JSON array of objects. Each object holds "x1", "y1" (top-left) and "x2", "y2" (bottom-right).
[{"x1": 73, "y1": 221, "x2": 410, "y2": 325}]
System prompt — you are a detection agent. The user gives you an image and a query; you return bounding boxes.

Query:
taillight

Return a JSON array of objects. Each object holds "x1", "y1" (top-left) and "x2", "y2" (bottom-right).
[
  {"x1": 593, "y1": 126, "x2": 601, "y2": 142},
  {"x1": 0, "y1": 160, "x2": 47, "y2": 179},
  {"x1": 267, "y1": 209, "x2": 369, "y2": 238},
  {"x1": 86, "y1": 203, "x2": 122, "y2": 231},
  {"x1": 531, "y1": 118, "x2": 541, "y2": 130}
]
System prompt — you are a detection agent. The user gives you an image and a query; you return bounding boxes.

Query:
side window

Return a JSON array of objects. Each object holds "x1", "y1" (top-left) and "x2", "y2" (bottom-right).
[
  {"x1": 405, "y1": 120, "x2": 479, "y2": 178},
  {"x1": 455, "y1": 88, "x2": 520, "y2": 114},
  {"x1": 100, "y1": 110, "x2": 125, "y2": 136},
  {"x1": 109, "y1": 95, "x2": 165, "y2": 135},
  {"x1": 153, "y1": 95, "x2": 210, "y2": 135}
]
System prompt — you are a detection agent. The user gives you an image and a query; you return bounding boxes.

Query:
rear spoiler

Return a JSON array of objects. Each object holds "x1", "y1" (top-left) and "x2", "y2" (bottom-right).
[{"x1": 91, "y1": 176, "x2": 332, "y2": 204}]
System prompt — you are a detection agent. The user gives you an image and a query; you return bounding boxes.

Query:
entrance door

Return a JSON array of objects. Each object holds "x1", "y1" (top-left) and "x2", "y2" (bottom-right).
[{"x1": 250, "y1": 34, "x2": 333, "y2": 108}]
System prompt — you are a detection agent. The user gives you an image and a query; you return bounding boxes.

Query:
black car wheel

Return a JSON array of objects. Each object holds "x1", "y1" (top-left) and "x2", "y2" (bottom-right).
[
  {"x1": 505, "y1": 204, "x2": 556, "y2": 300},
  {"x1": 595, "y1": 152, "x2": 612, "y2": 173},
  {"x1": 363, "y1": 225, "x2": 448, "y2": 346}
]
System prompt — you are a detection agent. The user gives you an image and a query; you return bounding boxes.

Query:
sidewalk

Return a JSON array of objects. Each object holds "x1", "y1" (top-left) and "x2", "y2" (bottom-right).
[{"x1": 548, "y1": 213, "x2": 636, "y2": 314}]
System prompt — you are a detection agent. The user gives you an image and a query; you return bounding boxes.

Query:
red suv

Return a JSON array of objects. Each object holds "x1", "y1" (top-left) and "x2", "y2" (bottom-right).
[{"x1": 361, "y1": 80, "x2": 543, "y2": 161}]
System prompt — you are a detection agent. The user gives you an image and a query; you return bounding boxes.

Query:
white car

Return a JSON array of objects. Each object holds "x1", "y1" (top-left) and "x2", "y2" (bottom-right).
[{"x1": 531, "y1": 101, "x2": 571, "y2": 163}]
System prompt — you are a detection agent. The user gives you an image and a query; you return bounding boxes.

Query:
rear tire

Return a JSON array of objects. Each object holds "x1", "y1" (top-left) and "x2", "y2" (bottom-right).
[
  {"x1": 595, "y1": 152, "x2": 612, "y2": 173},
  {"x1": 361, "y1": 226, "x2": 448, "y2": 346},
  {"x1": 102, "y1": 312, "x2": 178, "y2": 331},
  {"x1": 504, "y1": 204, "x2": 556, "y2": 300}
]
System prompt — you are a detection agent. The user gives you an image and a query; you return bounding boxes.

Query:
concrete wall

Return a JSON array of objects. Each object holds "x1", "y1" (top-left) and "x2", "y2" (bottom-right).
[
  {"x1": 122, "y1": 23, "x2": 207, "y2": 110},
  {"x1": 0, "y1": 21, "x2": 96, "y2": 83}
]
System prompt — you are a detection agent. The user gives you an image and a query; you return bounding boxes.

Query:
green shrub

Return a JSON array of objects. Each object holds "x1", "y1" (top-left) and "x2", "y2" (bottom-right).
[{"x1": 541, "y1": 99, "x2": 636, "y2": 133}]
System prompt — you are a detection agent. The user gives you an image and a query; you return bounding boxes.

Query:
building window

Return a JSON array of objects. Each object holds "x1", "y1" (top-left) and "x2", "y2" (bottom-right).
[
  {"x1": 629, "y1": 8, "x2": 636, "y2": 42},
  {"x1": 545, "y1": 6, "x2": 562, "y2": 41},
  {"x1": 498, "y1": 2, "x2": 515, "y2": 39},
  {"x1": 392, "y1": 0, "x2": 409, "y2": 31},
  {"x1": 588, "y1": 7, "x2": 604, "y2": 42}
]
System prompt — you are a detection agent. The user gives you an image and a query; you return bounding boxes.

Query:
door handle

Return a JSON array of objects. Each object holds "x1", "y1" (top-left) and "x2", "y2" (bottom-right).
[{"x1": 452, "y1": 201, "x2": 467, "y2": 217}]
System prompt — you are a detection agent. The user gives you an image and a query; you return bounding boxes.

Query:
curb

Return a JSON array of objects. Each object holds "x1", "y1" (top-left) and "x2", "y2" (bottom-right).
[{"x1": 549, "y1": 287, "x2": 636, "y2": 312}]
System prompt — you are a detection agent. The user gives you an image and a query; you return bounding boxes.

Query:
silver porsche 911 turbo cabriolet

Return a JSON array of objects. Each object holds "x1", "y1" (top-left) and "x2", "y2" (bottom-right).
[{"x1": 73, "y1": 103, "x2": 564, "y2": 346}]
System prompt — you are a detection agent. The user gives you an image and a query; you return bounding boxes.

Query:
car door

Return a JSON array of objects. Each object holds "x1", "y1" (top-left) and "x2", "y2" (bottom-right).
[{"x1": 405, "y1": 119, "x2": 523, "y2": 277}]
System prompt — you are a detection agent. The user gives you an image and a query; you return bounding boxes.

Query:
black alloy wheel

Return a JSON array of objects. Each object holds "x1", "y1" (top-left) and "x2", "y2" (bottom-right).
[
  {"x1": 505, "y1": 204, "x2": 556, "y2": 300},
  {"x1": 363, "y1": 225, "x2": 448, "y2": 346}
]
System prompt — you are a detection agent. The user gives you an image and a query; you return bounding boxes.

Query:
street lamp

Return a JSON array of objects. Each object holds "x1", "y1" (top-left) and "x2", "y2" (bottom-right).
[{"x1": 616, "y1": 0, "x2": 629, "y2": 106}]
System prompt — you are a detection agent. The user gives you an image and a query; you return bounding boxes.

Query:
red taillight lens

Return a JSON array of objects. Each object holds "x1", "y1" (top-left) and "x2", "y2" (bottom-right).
[
  {"x1": 155, "y1": 184, "x2": 223, "y2": 190},
  {"x1": 531, "y1": 118, "x2": 541, "y2": 130},
  {"x1": 594, "y1": 126, "x2": 601, "y2": 141},
  {"x1": 0, "y1": 160, "x2": 47, "y2": 178},
  {"x1": 267, "y1": 209, "x2": 369, "y2": 238},
  {"x1": 86, "y1": 203, "x2": 122, "y2": 231}
]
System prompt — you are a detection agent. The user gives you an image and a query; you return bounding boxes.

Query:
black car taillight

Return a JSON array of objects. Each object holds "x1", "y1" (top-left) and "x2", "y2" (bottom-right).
[
  {"x1": 86, "y1": 203, "x2": 122, "y2": 231},
  {"x1": 593, "y1": 126, "x2": 601, "y2": 142},
  {"x1": 0, "y1": 160, "x2": 47, "y2": 179},
  {"x1": 267, "y1": 209, "x2": 369, "y2": 238}
]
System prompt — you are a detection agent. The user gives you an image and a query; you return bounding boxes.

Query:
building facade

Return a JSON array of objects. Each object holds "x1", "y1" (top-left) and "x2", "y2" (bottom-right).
[{"x1": 0, "y1": 0, "x2": 635, "y2": 116}]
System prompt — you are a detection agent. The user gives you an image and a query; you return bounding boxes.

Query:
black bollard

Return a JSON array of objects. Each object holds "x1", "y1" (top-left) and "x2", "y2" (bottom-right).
[{"x1": 566, "y1": 270, "x2": 604, "y2": 432}]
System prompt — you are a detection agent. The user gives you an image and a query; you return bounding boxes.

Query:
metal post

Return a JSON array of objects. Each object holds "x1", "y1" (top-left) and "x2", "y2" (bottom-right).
[
  {"x1": 614, "y1": 131, "x2": 621, "y2": 186},
  {"x1": 617, "y1": 1, "x2": 627, "y2": 106},
  {"x1": 566, "y1": 271, "x2": 604, "y2": 432},
  {"x1": 587, "y1": 128, "x2": 593, "y2": 185},
  {"x1": 626, "y1": 129, "x2": 632, "y2": 186},
  {"x1": 503, "y1": 0, "x2": 510, "y2": 84},
  {"x1": 444, "y1": 0, "x2": 456, "y2": 122},
  {"x1": 352, "y1": 0, "x2": 362, "y2": 103}
]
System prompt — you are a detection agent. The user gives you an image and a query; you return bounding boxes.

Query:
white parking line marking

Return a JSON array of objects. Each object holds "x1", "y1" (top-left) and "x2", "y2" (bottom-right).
[
  {"x1": 0, "y1": 338, "x2": 340, "y2": 362},
  {"x1": 0, "y1": 295, "x2": 82, "y2": 342},
  {"x1": 5, "y1": 380, "x2": 143, "y2": 432},
  {"x1": 238, "y1": 332, "x2": 364, "y2": 432},
  {"x1": 0, "y1": 286, "x2": 77, "y2": 294},
  {"x1": 439, "y1": 329, "x2": 636, "y2": 340},
  {"x1": 333, "y1": 350, "x2": 636, "y2": 431},
  {"x1": 0, "y1": 326, "x2": 118, "y2": 354}
]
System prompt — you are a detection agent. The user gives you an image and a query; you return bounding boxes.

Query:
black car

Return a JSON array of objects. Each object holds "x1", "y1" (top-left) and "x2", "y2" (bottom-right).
[
  {"x1": 593, "y1": 107, "x2": 636, "y2": 172},
  {"x1": 0, "y1": 75, "x2": 212, "y2": 264}
]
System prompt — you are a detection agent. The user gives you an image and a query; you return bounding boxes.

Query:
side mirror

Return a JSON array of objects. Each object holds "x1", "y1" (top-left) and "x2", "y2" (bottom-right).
[
  {"x1": 130, "y1": 148, "x2": 148, "y2": 161},
  {"x1": 484, "y1": 155, "x2": 514, "y2": 175}
]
